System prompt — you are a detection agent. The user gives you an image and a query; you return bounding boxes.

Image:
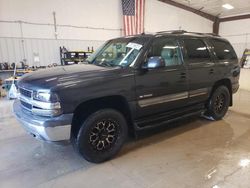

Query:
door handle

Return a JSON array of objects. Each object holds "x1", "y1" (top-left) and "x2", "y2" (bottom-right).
[{"x1": 209, "y1": 68, "x2": 214, "y2": 74}]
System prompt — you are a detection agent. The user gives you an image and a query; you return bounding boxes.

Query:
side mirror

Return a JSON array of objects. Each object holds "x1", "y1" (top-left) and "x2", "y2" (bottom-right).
[{"x1": 144, "y1": 56, "x2": 165, "y2": 69}]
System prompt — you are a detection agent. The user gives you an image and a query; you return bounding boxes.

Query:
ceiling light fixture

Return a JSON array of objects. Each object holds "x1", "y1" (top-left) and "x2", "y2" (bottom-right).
[
  {"x1": 222, "y1": 3, "x2": 234, "y2": 10},
  {"x1": 239, "y1": 159, "x2": 250, "y2": 167}
]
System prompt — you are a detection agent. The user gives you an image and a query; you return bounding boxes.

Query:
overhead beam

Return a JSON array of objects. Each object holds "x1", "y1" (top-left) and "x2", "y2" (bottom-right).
[
  {"x1": 213, "y1": 17, "x2": 220, "y2": 34},
  {"x1": 158, "y1": 0, "x2": 217, "y2": 22},
  {"x1": 158, "y1": 1, "x2": 250, "y2": 35},
  {"x1": 220, "y1": 14, "x2": 250, "y2": 22}
]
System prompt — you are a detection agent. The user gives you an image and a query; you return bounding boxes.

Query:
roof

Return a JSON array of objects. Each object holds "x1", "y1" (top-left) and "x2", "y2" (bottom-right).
[
  {"x1": 153, "y1": 30, "x2": 221, "y2": 38},
  {"x1": 112, "y1": 30, "x2": 226, "y2": 42}
]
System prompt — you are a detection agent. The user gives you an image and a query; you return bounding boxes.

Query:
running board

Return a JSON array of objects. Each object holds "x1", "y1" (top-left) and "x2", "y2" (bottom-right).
[{"x1": 134, "y1": 104, "x2": 205, "y2": 131}]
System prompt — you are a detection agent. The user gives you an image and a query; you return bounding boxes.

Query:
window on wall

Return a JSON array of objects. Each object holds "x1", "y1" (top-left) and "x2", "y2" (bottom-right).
[
  {"x1": 210, "y1": 39, "x2": 237, "y2": 60},
  {"x1": 183, "y1": 38, "x2": 210, "y2": 63},
  {"x1": 149, "y1": 37, "x2": 182, "y2": 67}
]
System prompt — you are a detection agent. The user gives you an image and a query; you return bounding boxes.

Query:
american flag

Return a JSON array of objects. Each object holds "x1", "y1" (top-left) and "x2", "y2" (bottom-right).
[{"x1": 122, "y1": 0, "x2": 145, "y2": 36}]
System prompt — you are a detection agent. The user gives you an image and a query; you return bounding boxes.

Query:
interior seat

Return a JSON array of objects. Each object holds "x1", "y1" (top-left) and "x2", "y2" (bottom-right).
[{"x1": 161, "y1": 48, "x2": 175, "y2": 66}]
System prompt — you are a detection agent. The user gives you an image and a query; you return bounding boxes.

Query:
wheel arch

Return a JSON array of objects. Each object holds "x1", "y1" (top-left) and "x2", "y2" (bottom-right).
[
  {"x1": 71, "y1": 95, "x2": 135, "y2": 139},
  {"x1": 210, "y1": 78, "x2": 232, "y2": 106}
]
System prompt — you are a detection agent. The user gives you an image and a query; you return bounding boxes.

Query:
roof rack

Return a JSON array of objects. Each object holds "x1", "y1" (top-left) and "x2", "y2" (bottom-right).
[
  {"x1": 156, "y1": 30, "x2": 220, "y2": 37},
  {"x1": 156, "y1": 30, "x2": 186, "y2": 34}
]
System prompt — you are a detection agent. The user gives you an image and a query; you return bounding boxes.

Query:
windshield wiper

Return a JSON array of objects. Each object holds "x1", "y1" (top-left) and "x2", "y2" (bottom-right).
[
  {"x1": 92, "y1": 61, "x2": 113, "y2": 67},
  {"x1": 95, "y1": 61, "x2": 123, "y2": 68}
]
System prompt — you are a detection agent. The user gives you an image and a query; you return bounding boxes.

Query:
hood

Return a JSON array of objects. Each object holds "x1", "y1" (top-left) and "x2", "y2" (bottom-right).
[{"x1": 18, "y1": 64, "x2": 118, "y2": 91}]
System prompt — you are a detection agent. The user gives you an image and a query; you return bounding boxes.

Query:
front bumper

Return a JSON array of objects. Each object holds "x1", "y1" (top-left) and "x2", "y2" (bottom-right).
[{"x1": 13, "y1": 100, "x2": 73, "y2": 142}]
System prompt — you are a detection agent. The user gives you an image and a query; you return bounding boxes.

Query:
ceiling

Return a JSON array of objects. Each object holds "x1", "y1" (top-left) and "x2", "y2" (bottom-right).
[{"x1": 171, "y1": 0, "x2": 250, "y2": 17}]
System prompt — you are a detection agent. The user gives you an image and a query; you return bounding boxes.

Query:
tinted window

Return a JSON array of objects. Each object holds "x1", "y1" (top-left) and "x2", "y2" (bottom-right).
[
  {"x1": 149, "y1": 37, "x2": 182, "y2": 66},
  {"x1": 210, "y1": 39, "x2": 237, "y2": 60},
  {"x1": 183, "y1": 39, "x2": 210, "y2": 62}
]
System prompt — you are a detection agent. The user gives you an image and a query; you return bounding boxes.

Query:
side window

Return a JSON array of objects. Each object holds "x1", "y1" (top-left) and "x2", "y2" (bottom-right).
[
  {"x1": 183, "y1": 38, "x2": 210, "y2": 63},
  {"x1": 149, "y1": 37, "x2": 182, "y2": 67},
  {"x1": 210, "y1": 39, "x2": 237, "y2": 60}
]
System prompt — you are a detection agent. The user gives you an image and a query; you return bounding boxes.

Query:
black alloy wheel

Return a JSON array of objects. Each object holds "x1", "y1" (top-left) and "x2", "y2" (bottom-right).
[
  {"x1": 76, "y1": 109, "x2": 128, "y2": 163},
  {"x1": 89, "y1": 119, "x2": 119, "y2": 151},
  {"x1": 214, "y1": 93, "x2": 226, "y2": 114}
]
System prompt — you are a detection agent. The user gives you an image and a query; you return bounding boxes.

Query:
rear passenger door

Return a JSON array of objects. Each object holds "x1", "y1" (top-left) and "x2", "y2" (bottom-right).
[{"x1": 182, "y1": 38, "x2": 215, "y2": 105}]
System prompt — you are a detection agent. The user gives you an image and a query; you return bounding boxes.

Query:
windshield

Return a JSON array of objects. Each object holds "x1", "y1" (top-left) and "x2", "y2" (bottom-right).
[{"x1": 86, "y1": 38, "x2": 146, "y2": 67}]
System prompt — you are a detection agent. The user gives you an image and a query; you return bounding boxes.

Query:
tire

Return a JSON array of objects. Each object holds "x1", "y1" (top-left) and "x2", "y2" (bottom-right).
[
  {"x1": 206, "y1": 86, "x2": 230, "y2": 120},
  {"x1": 76, "y1": 109, "x2": 128, "y2": 163}
]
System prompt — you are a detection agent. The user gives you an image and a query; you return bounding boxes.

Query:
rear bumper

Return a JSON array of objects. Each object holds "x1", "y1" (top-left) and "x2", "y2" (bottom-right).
[
  {"x1": 13, "y1": 100, "x2": 73, "y2": 142},
  {"x1": 232, "y1": 82, "x2": 239, "y2": 94}
]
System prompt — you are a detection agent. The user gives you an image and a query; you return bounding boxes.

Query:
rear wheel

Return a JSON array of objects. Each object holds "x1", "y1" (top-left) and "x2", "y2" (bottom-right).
[
  {"x1": 206, "y1": 86, "x2": 230, "y2": 120},
  {"x1": 76, "y1": 109, "x2": 127, "y2": 163}
]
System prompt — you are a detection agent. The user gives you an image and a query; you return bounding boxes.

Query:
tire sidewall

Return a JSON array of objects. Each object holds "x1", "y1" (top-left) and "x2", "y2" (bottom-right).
[
  {"x1": 76, "y1": 109, "x2": 128, "y2": 163},
  {"x1": 208, "y1": 86, "x2": 230, "y2": 120}
]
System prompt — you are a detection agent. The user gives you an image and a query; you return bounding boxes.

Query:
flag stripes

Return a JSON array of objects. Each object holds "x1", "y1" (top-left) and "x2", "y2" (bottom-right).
[{"x1": 122, "y1": 0, "x2": 145, "y2": 36}]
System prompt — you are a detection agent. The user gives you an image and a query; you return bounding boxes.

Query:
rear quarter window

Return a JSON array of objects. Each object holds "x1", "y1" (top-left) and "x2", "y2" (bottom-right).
[{"x1": 210, "y1": 39, "x2": 237, "y2": 60}]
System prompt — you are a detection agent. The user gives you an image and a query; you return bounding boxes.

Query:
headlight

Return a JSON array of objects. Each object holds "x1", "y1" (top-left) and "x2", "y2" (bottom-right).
[
  {"x1": 33, "y1": 91, "x2": 59, "y2": 102},
  {"x1": 32, "y1": 91, "x2": 62, "y2": 117}
]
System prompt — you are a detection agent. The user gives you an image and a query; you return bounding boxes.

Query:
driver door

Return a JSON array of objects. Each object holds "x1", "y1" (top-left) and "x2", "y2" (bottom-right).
[{"x1": 135, "y1": 37, "x2": 188, "y2": 118}]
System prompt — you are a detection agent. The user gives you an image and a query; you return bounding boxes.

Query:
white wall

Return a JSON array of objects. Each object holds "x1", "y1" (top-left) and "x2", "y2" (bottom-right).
[
  {"x1": 0, "y1": 0, "x2": 213, "y2": 40},
  {"x1": 219, "y1": 19, "x2": 250, "y2": 91},
  {"x1": 145, "y1": 0, "x2": 213, "y2": 33},
  {"x1": 220, "y1": 19, "x2": 250, "y2": 57},
  {"x1": 0, "y1": 0, "x2": 122, "y2": 40},
  {"x1": 239, "y1": 69, "x2": 250, "y2": 91},
  {"x1": 0, "y1": 0, "x2": 213, "y2": 65}
]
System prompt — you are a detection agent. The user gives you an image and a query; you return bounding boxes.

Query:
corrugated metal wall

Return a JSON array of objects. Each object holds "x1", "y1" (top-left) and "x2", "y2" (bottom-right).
[{"x1": 0, "y1": 37, "x2": 104, "y2": 67}]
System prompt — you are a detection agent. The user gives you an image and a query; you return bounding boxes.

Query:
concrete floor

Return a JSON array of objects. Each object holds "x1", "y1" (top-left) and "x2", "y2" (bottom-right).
[{"x1": 1, "y1": 89, "x2": 250, "y2": 188}]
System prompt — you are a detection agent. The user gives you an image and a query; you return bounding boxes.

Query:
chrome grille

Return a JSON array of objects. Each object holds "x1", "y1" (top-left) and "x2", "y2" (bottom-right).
[
  {"x1": 19, "y1": 87, "x2": 33, "y2": 111},
  {"x1": 19, "y1": 87, "x2": 32, "y2": 98}
]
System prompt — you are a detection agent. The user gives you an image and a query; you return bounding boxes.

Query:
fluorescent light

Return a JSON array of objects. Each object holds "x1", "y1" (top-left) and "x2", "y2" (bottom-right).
[
  {"x1": 163, "y1": 46, "x2": 177, "y2": 49},
  {"x1": 222, "y1": 3, "x2": 234, "y2": 10},
  {"x1": 239, "y1": 159, "x2": 250, "y2": 167},
  {"x1": 212, "y1": 186, "x2": 220, "y2": 188},
  {"x1": 197, "y1": 47, "x2": 207, "y2": 51}
]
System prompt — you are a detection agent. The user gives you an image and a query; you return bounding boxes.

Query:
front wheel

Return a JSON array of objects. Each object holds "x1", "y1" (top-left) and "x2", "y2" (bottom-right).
[
  {"x1": 206, "y1": 86, "x2": 230, "y2": 120},
  {"x1": 76, "y1": 109, "x2": 128, "y2": 163}
]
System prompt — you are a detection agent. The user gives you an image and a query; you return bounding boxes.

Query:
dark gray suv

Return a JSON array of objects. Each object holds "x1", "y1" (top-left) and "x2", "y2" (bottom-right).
[{"x1": 14, "y1": 30, "x2": 240, "y2": 163}]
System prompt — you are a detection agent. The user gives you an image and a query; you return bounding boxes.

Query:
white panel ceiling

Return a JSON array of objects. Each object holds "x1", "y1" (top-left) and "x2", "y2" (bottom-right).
[{"x1": 171, "y1": 0, "x2": 250, "y2": 17}]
